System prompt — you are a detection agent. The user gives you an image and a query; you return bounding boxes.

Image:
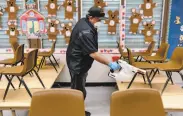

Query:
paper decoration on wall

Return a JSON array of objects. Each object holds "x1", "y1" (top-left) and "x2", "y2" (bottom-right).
[
  {"x1": 139, "y1": 20, "x2": 159, "y2": 43},
  {"x1": 174, "y1": 16, "x2": 181, "y2": 24},
  {"x1": 119, "y1": 5, "x2": 126, "y2": 48},
  {"x1": 177, "y1": 35, "x2": 183, "y2": 47},
  {"x1": 61, "y1": 0, "x2": 77, "y2": 20},
  {"x1": 104, "y1": 10, "x2": 120, "y2": 35},
  {"x1": 5, "y1": 0, "x2": 20, "y2": 24},
  {"x1": 0, "y1": 6, "x2": 4, "y2": 29},
  {"x1": 139, "y1": 0, "x2": 157, "y2": 18},
  {"x1": 47, "y1": 19, "x2": 60, "y2": 41},
  {"x1": 129, "y1": 8, "x2": 143, "y2": 34},
  {"x1": 94, "y1": 0, "x2": 108, "y2": 9},
  {"x1": 25, "y1": 0, "x2": 40, "y2": 10},
  {"x1": 20, "y1": 9, "x2": 46, "y2": 39},
  {"x1": 181, "y1": 25, "x2": 183, "y2": 32},
  {"x1": 45, "y1": 0, "x2": 60, "y2": 17},
  {"x1": 6, "y1": 21, "x2": 19, "y2": 43},
  {"x1": 60, "y1": 22, "x2": 72, "y2": 45}
]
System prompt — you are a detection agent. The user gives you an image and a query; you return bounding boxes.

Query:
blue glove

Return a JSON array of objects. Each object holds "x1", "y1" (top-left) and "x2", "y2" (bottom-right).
[{"x1": 108, "y1": 62, "x2": 121, "y2": 71}]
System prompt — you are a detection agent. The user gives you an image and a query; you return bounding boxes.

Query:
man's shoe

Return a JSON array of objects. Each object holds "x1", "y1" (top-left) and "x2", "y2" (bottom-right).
[{"x1": 85, "y1": 111, "x2": 91, "y2": 116}]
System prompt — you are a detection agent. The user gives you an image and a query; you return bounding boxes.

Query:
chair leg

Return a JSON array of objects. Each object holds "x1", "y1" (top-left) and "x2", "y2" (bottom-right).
[
  {"x1": 142, "y1": 75, "x2": 146, "y2": 84},
  {"x1": 5, "y1": 75, "x2": 16, "y2": 90},
  {"x1": 161, "y1": 72, "x2": 171, "y2": 94},
  {"x1": 146, "y1": 72, "x2": 152, "y2": 88},
  {"x1": 127, "y1": 73, "x2": 138, "y2": 89},
  {"x1": 33, "y1": 69, "x2": 45, "y2": 88},
  {"x1": 178, "y1": 71, "x2": 183, "y2": 82},
  {"x1": 157, "y1": 69, "x2": 160, "y2": 74},
  {"x1": 52, "y1": 55, "x2": 59, "y2": 67},
  {"x1": 150, "y1": 69, "x2": 158, "y2": 82},
  {"x1": 0, "y1": 75, "x2": 1, "y2": 81},
  {"x1": 20, "y1": 76, "x2": 32, "y2": 98},
  {"x1": 135, "y1": 56, "x2": 140, "y2": 62},
  {"x1": 37, "y1": 57, "x2": 44, "y2": 72},
  {"x1": 167, "y1": 71, "x2": 174, "y2": 85},
  {"x1": 40, "y1": 57, "x2": 45, "y2": 68},
  {"x1": 3, "y1": 75, "x2": 14, "y2": 100},
  {"x1": 49, "y1": 56, "x2": 58, "y2": 73},
  {"x1": 19, "y1": 77, "x2": 23, "y2": 88}
]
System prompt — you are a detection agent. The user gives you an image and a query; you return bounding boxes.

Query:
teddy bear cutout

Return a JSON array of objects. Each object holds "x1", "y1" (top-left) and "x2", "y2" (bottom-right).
[
  {"x1": 6, "y1": 21, "x2": 20, "y2": 43},
  {"x1": 47, "y1": 19, "x2": 60, "y2": 41},
  {"x1": 61, "y1": 0, "x2": 77, "y2": 20},
  {"x1": 5, "y1": 0, "x2": 20, "y2": 24},
  {"x1": 94, "y1": 0, "x2": 107, "y2": 9},
  {"x1": 104, "y1": 10, "x2": 120, "y2": 35},
  {"x1": 139, "y1": 20, "x2": 159, "y2": 43},
  {"x1": 174, "y1": 16, "x2": 181, "y2": 25},
  {"x1": 139, "y1": 0, "x2": 157, "y2": 18},
  {"x1": 129, "y1": 8, "x2": 143, "y2": 34},
  {"x1": 60, "y1": 23, "x2": 72, "y2": 45},
  {"x1": 180, "y1": 25, "x2": 183, "y2": 32},
  {"x1": 45, "y1": 0, "x2": 60, "y2": 17}
]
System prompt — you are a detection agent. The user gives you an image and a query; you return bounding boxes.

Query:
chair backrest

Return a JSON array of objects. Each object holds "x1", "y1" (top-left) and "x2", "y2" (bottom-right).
[
  {"x1": 110, "y1": 89, "x2": 165, "y2": 116},
  {"x1": 156, "y1": 43, "x2": 169, "y2": 60},
  {"x1": 29, "y1": 89, "x2": 85, "y2": 116},
  {"x1": 146, "y1": 41, "x2": 155, "y2": 54},
  {"x1": 49, "y1": 41, "x2": 56, "y2": 55},
  {"x1": 126, "y1": 48, "x2": 135, "y2": 65},
  {"x1": 11, "y1": 41, "x2": 19, "y2": 54},
  {"x1": 170, "y1": 47, "x2": 183, "y2": 70},
  {"x1": 23, "y1": 49, "x2": 38, "y2": 73},
  {"x1": 13, "y1": 44, "x2": 24, "y2": 64}
]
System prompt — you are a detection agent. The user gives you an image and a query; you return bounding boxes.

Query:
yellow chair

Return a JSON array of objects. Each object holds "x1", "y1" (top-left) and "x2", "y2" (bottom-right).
[
  {"x1": 0, "y1": 49, "x2": 45, "y2": 100},
  {"x1": 110, "y1": 89, "x2": 166, "y2": 116},
  {"x1": 143, "y1": 43, "x2": 170, "y2": 63},
  {"x1": 151, "y1": 47, "x2": 183, "y2": 94},
  {"x1": 0, "y1": 44, "x2": 24, "y2": 66},
  {"x1": 123, "y1": 41, "x2": 155, "y2": 61},
  {"x1": 126, "y1": 48, "x2": 156, "y2": 89},
  {"x1": 37, "y1": 41, "x2": 59, "y2": 73},
  {"x1": 29, "y1": 89, "x2": 85, "y2": 116}
]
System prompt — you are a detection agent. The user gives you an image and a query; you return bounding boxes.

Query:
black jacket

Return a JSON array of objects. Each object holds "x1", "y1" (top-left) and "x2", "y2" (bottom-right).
[{"x1": 66, "y1": 18, "x2": 98, "y2": 74}]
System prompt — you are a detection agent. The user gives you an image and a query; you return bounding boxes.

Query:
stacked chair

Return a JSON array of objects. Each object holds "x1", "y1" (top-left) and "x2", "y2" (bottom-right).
[
  {"x1": 150, "y1": 47, "x2": 183, "y2": 94},
  {"x1": 29, "y1": 89, "x2": 85, "y2": 116},
  {"x1": 126, "y1": 47, "x2": 155, "y2": 89},
  {"x1": 122, "y1": 41, "x2": 155, "y2": 61},
  {"x1": 37, "y1": 41, "x2": 59, "y2": 73},
  {"x1": 110, "y1": 89, "x2": 166, "y2": 116},
  {"x1": 0, "y1": 48, "x2": 45, "y2": 100},
  {"x1": 142, "y1": 43, "x2": 170, "y2": 63}
]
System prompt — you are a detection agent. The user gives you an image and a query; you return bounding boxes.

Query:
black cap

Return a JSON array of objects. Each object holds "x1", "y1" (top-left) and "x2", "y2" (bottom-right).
[{"x1": 88, "y1": 6, "x2": 108, "y2": 20}]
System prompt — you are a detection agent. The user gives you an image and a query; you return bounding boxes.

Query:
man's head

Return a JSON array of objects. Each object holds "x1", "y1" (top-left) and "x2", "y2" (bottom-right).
[{"x1": 87, "y1": 6, "x2": 107, "y2": 26}]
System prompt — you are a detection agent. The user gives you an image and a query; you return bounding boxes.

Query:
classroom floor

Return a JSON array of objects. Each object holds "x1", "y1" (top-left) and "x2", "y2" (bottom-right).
[
  {"x1": 0, "y1": 70, "x2": 183, "y2": 116},
  {"x1": 0, "y1": 86, "x2": 183, "y2": 116}
]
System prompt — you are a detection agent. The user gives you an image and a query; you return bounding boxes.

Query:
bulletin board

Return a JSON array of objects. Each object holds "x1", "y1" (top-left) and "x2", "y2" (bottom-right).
[{"x1": 167, "y1": 0, "x2": 183, "y2": 58}]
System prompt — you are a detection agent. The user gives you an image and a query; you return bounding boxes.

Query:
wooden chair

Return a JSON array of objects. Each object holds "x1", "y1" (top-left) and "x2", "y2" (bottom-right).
[
  {"x1": 29, "y1": 89, "x2": 85, "y2": 116},
  {"x1": 0, "y1": 49, "x2": 45, "y2": 100},
  {"x1": 110, "y1": 89, "x2": 166, "y2": 116},
  {"x1": 126, "y1": 48, "x2": 156, "y2": 89},
  {"x1": 143, "y1": 43, "x2": 170, "y2": 63},
  {"x1": 151, "y1": 47, "x2": 183, "y2": 94},
  {"x1": 37, "y1": 41, "x2": 59, "y2": 73}
]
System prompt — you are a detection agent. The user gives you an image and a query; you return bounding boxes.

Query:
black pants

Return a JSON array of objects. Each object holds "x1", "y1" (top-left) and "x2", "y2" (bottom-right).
[{"x1": 69, "y1": 71, "x2": 88, "y2": 99}]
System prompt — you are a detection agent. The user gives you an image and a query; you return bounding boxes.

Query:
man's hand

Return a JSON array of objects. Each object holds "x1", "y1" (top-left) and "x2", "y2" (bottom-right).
[{"x1": 108, "y1": 62, "x2": 121, "y2": 71}]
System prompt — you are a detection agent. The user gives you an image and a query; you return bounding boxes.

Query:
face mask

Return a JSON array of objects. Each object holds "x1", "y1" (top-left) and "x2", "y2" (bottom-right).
[{"x1": 94, "y1": 22, "x2": 101, "y2": 28}]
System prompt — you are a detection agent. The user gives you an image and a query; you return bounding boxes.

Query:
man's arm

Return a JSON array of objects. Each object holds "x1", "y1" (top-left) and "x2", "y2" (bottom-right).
[{"x1": 90, "y1": 52, "x2": 110, "y2": 65}]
